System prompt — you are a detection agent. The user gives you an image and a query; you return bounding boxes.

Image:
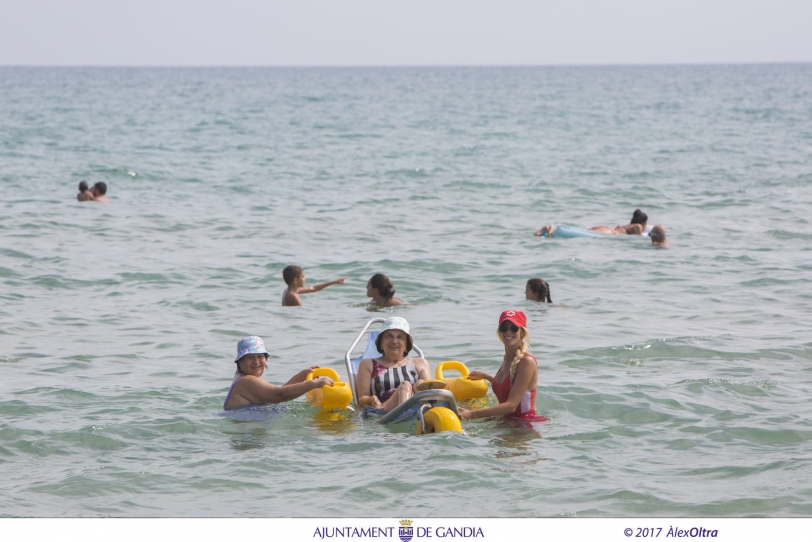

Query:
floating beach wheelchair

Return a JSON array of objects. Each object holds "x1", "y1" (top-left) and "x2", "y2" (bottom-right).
[{"x1": 345, "y1": 318, "x2": 462, "y2": 435}]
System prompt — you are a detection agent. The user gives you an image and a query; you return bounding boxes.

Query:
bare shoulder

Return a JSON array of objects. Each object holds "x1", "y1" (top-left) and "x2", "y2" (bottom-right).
[
  {"x1": 520, "y1": 353, "x2": 538, "y2": 366},
  {"x1": 282, "y1": 291, "x2": 302, "y2": 306},
  {"x1": 234, "y1": 374, "x2": 260, "y2": 389}
]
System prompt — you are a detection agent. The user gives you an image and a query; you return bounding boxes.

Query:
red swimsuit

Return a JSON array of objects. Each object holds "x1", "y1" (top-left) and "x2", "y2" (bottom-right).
[{"x1": 491, "y1": 354, "x2": 547, "y2": 421}]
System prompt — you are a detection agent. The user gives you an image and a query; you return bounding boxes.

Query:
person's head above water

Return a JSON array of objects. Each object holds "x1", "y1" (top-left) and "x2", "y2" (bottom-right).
[
  {"x1": 78, "y1": 181, "x2": 89, "y2": 193},
  {"x1": 375, "y1": 316, "x2": 414, "y2": 357},
  {"x1": 234, "y1": 336, "x2": 270, "y2": 375},
  {"x1": 650, "y1": 225, "x2": 669, "y2": 245},
  {"x1": 525, "y1": 278, "x2": 552, "y2": 303},
  {"x1": 367, "y1": 273, "x2": 396, "y2": 300},
  {"x1": 497, "y1": 310, "x2": 530, "y2": 382},
  {"x1": 498, "y1": 310, "x2": 527, "y2": 333},
  {"x1": 630, "y1": 209, "x2": 648, "y2": 226},
  {"x1": 282, "y1": 265, "x2": 303, "y2": 286},
  {"x1": 92, "y1": 182, "x2": 107, "y2": 196}
]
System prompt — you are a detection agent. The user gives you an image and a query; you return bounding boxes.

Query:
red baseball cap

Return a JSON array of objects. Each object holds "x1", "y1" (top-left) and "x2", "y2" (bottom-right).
[{"x1": 498, "y1": 310, "x2": 527, "y2": 328}]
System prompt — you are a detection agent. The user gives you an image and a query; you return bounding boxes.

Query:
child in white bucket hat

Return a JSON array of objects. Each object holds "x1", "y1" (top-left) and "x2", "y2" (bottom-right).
[{"x1": 224, "y1": 336, "x2": 334, "y2": 410}]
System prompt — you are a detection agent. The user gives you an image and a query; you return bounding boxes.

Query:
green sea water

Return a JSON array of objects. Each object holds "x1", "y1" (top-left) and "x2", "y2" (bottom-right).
[{"x1": 1, "y1": 65, "x2": 812, "y2": 517}]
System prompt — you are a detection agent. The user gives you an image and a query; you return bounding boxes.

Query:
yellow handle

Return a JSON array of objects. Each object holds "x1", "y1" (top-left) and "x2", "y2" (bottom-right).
[
  {"x1": 435, "y1": 360, "x2": 470, "y2": 380},
  {"x1": 306, "y1": 367, "x2": 341, "y2": 382}
]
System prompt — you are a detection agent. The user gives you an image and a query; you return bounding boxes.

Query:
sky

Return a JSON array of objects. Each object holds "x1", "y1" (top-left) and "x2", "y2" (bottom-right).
[{"x1": 1, "y1": 0, "x2": 810, "y2": 67}]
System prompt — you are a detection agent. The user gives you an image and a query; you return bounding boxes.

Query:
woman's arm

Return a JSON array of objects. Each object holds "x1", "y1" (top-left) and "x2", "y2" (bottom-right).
[
  {"x1": 283, "y1": 366, "x2": 320, "y2": 385},
  {"x1": 355, "y1": 359, "x2": 382, "y2": 408},
  {"x1": 458, "y1": 357, "x2": 536, "y2": 420},
  {"x1": 236, "y1": 375, "x2": 333, "y2": 404},
  {"x1": 412, "y1": 357, "x2": 432, "y2": 389}
]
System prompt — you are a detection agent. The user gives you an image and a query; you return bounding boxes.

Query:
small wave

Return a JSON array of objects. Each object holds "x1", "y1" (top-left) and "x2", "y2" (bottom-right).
[{"x1": 676, "y1": 378, "x2": 777, "y2": 392}]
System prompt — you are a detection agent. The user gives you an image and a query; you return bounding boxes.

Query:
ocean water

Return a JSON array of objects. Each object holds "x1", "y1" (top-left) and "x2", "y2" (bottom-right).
[{"x1": 1, "y1": 65, "x2": 812, "y2": 517}]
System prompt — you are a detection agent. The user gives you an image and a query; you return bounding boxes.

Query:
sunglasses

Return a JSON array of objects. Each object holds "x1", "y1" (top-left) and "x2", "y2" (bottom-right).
[{"x1": 499, "y1": 323, "x2": 519, "y2": 333}]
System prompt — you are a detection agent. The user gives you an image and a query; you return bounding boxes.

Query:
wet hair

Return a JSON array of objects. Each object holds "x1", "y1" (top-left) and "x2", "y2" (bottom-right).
[
  {"x1": 526, "y1": 278, "x2": 552, "y2": 303},
  {"x1": 368, "y1": 273, "x2": 396, "y2": 300},
  {"x1": 375, "y1": 329, "x2": 413, "y2": 357},
  {"x1": 283, "y1": 265, "x2": 303, "y2": 285},
  {"x1": 630, "y1": 209, "x2": 648, "y2": 226},
  {"x1": 496, "y1": 326, "x2": 531, "y2": 383},
  {"x1": 78, "y1": 181, "x2": 89, "y2": 192},
  {"x1": 93, "y1": 182, "x2": 107, "y2": 195}
]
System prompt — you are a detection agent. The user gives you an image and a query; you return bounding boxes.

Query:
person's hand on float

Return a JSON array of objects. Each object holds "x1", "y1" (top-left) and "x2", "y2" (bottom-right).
[
  {"x1": 468, "y1": 370, "x2": 494, "y2": 384},
  {"x1": 286, "y1": 366, "x2": 321, "y2": 385},
  {"x1": 457, "y1": 408, "x2": 473, "y2": 420},
  {"x1": 313, "y1": 376, "x2": 334, "y2": 388}
]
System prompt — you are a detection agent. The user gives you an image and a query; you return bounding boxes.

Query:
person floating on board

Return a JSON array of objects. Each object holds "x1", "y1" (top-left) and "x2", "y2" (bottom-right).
[
  {"x1": 588, "y1": 209, "x2": 648, "y2": 235},
  {"x1": 535, "y1": 209, "x2": 649, "y2": 237},
  {"x1": 282, "y1": 265, "x2": 345, "y2": 306},
  {"x1": 223, "y1": 336, "x2": 334, "y2": 409}
]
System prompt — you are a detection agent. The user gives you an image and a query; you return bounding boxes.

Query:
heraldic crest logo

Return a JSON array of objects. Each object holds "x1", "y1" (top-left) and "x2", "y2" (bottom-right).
[{"x1": 398, "y1": 519, "x2": 414, "y2": 542}]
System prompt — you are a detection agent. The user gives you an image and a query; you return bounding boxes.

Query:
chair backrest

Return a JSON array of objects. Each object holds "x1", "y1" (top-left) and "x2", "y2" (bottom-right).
[
  {"x1": 344, "y1": 319, "x2": 424, "y2": 405},
  {"x1": 349, "y1": 330, "x2": 380, "y2": 381}
]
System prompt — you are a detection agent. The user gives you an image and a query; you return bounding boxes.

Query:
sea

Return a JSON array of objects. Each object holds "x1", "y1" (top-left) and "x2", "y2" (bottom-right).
[{"x1": 1, "y1": 64, "x2": 811, "y2": 518}]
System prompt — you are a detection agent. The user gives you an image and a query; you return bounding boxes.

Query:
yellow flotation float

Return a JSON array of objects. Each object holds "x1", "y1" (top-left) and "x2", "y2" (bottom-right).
[
  {"x1": 435, "y1": 360, "x2": 488, "y2": 401},
  {"x1": 305, "y1": 368, "x2": 353, "y2": 411},
  {"x1": 415, "y1": 406, "x2": 462, "y2": 435}
]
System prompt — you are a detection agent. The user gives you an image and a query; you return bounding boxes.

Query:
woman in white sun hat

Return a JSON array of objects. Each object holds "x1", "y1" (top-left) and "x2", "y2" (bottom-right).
[{"x1": 355, "y1": 317, "x2": 431, "y2": 411}]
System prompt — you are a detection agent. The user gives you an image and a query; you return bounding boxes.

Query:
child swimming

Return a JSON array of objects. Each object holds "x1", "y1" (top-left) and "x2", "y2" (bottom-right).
[{"x1": 282, "y1": 265, "x2": 345, "y2": 306}]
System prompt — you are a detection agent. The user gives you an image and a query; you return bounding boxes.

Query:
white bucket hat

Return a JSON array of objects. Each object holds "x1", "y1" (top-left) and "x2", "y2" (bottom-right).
[{"x1": 375, "y1": 317, "x2": 414, "y2": 355}]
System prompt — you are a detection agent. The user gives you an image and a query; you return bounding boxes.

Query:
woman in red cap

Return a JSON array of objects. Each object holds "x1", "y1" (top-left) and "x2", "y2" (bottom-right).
[{"x1": 458, "y1": 310, "x2": 545, "y2": 422}]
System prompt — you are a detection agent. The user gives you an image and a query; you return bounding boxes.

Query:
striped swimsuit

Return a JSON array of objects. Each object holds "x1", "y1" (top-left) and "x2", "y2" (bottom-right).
[{"x1": 371, "y1": 358, "x2": 419, "y2": 402}]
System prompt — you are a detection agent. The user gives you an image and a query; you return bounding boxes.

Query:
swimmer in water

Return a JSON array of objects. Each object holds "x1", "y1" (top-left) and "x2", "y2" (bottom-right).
[
  {"x1": 77, "y1": 181, "x2": 93, "y2": 201},
  {"x1": 90, "y1": 182, "x2": 110, "y2": 204},
  {"x1": 458, "y1": 310, "x2": 545, "y2": 422},
  {"x1": 650, "y1": 225, "x2": 671, "y2": 246},
  {"x1": 366, "y1": 273, "x2": 404, "y2": 307},
  {"x1": 224, "y1": 336, "x2": 334, "y2": 409},
  {"x1": 282, "y1": 265, "x2": 345, "y2": 306},
  {"x1": 525, "y1": 278, "x2": 552, "y2": 303}
]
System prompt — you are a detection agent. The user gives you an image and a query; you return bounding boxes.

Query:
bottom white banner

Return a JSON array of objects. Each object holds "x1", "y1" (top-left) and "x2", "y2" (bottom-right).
[{"x1": 3, "y1": 517, "x2": 810, "y2": 542}]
